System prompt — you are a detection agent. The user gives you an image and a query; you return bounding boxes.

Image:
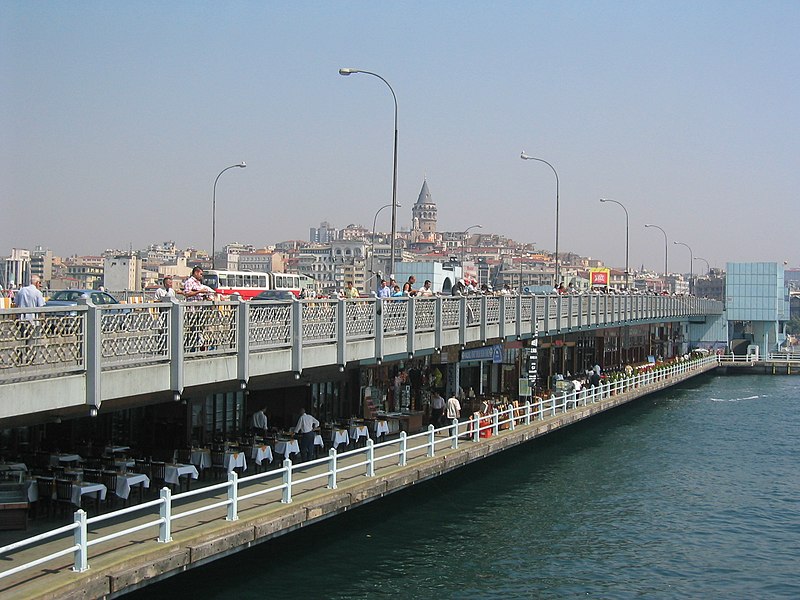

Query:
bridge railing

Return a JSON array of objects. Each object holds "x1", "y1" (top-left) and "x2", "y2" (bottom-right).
[
  {"x1": 0, "y1": 294, "x2": 724, "y2": 386},
  {"x1": 0, "y1": 354, "x2": 718, "y2": 581}
]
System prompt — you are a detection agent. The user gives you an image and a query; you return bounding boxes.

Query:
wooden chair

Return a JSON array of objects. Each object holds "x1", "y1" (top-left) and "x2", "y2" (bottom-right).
[
  {"x1": 54, "y1": 478, "x2": 74, "y2": 518},
  {"x1": 101, "y1": 470, "x2": 118, "y2": 508},
  {"x1": 35, "y1": 477, "x2": 55, "y2": 519},
  {"x1": 82, "y1": 469, "x2": 103, "y2": 483},
  {"x1": 210, "y1": 451, "x2": 226, "y2": 480},
  {"x1": 150, "y1": 461, "x2": 167, "y2": 494}
]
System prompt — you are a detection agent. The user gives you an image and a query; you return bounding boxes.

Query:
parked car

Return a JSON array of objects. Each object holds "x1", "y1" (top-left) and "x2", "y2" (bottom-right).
[
  {"x1": 253, "y1": 290, "x2": 296, "y2": 301},
  {"x1": 45, "y1": 289, "x2": 121, "y2": 307}
]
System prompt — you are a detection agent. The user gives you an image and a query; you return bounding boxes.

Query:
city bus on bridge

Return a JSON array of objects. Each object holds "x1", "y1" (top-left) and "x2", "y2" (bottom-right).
[{"x1": 202, "y1": 270, "x2": 301, "y2": 300}]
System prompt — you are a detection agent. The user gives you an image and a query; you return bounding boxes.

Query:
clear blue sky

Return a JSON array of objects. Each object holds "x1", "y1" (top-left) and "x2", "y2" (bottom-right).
[{"x1": 2, "y1": 1, "x2": 798, "y2": 274}]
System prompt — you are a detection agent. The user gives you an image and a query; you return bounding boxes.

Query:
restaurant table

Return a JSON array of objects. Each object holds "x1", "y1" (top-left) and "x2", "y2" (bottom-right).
[
  {"x1": 115, "y1": 473, "x2": 150, "y2": 500},
  {"x1": 24, "y1": 478, "x2": 40, "y2": 502},
  {"x1": 114, "y1": 459, "x2": 136, "y2": 470},
  {"x1": 72, "y1": 482, "x2": 107, "y2": 506},
  {"x1": 164, "y1": 463, "x2": 199, "y2": 486},
  {"x1": 49, "y1": 453, "x2": 83, "y2": 467},
  {"x1": 349, "y1": 425, "x2": 369, "y2": 442},
  {"x1": 372, "y1": 420, "x2": 390, "y2": 438},
  {"x1": 190, "y1": 448, "x2": 212, "y2": 470},
  {"x1": 274, "y1": 440, "x2": 300, "y2": 459},
  {"x1": 104, "y1": 445, "x2": 131, "y2": 455},
  {"x1": 250, "y1": 445, "x2": 273, "y2": 466},
  {"x1": 330, "y1": 429, "x2": 349, "y2": 449},
  {"x1": 314, "y1": 435, "x2": 324, "y2": 448},
  {"x1": 223, "y1": 451, "x2": 247, "y2": 473},
  {"x1": 0, "y1": 462, "x2": 28, "y2": 472}
]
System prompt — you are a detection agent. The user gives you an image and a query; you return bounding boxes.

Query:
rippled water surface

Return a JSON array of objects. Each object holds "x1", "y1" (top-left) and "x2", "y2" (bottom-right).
[{"x1": 134, "y1": 374, "x2": 800, "y2": 599}]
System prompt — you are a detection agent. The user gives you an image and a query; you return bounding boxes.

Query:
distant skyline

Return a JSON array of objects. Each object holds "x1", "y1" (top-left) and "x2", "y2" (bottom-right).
[{"x1": 2, "y1": 2, "x2": 798, "y2": 274}]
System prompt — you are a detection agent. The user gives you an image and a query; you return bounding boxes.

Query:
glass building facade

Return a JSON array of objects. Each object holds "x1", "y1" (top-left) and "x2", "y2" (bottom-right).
[{"x1": 725, "y1": 262, "x2": 789, "y2": 354}]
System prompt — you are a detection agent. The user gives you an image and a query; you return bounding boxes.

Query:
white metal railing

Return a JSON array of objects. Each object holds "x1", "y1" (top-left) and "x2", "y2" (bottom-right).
[{"x1": 0, "y1": 355, "x2": 718, "y2": 581}]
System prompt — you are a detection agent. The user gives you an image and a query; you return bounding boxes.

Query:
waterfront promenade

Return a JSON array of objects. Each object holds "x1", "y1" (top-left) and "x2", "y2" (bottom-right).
[{"x1": 0, "y1": 357, "x2": 718, "y2": 599}]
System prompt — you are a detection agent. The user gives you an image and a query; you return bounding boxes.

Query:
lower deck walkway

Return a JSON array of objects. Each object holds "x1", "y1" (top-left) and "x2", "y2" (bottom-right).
[{"x1": 0, "y1": 360, "x2": 718, "y2": 599}]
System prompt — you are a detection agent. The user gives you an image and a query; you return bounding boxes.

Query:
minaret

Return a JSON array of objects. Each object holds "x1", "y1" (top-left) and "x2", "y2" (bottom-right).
[{"x1": 412, "y1": 178, "x2": 437, "y2": 234}]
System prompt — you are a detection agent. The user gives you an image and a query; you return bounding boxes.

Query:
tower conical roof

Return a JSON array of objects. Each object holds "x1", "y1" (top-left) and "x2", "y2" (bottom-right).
[{"x1": 416, "y1": 179, "x2": 433, "y2": 205}]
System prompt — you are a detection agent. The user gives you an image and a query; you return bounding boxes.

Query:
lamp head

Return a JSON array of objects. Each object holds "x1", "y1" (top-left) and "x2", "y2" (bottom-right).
[
  {"x1": 520, "y1": 151, "x2": 531, "y2": 160},
  {"x1": 339, "y1": 68, "x2": 358, "y2": 76},
  {"x1": 600, "y1": 198, "x2": 608, "y2": 203},
  {"x1": 237, "y1": 162, "x2": 246, "y2": 168}
]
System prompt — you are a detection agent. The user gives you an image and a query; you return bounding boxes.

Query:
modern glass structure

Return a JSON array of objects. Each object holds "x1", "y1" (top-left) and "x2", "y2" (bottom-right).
[{"x1": 725, "y1": 262, "x2": 789, "y2": 354}]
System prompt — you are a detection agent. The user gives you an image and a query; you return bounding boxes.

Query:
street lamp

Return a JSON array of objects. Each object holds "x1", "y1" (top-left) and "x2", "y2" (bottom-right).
[
  {"x1": 644, "y1": 223, "x2": 668, "y2": 277},
  {"x1": 461, "y1": 224, "x2": 482, "y2": 280},
  {"x1": 340, "y1": 68, "x2": 399, "y2": 277},
  {"x1": 212, "y1": 162, "x2": 246, "y2": 270},
  {"x1": 599, "y1": 198, "x2": 630, "y2": 290},
  {"x1": 520, "y1": 152, "x2": 560, "y2": 287},
  {"x1": 694, "y1": 256, "x2": 710, "y2": 275},
  {"x1": 673, "y1": 241, "x2": 694, "y2": 294},
  {"x1": 370, "y1": 202, "x2": 401, "y2": 292}
]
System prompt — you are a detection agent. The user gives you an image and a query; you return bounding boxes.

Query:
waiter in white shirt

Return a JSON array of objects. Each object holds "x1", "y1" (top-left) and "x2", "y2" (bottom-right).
[
  {"x1": 294, "y1": 408, "x2": 320, "y2": 462},
  {"x1": 251, "y1": 407, "x2": 268, "y2": 437}
]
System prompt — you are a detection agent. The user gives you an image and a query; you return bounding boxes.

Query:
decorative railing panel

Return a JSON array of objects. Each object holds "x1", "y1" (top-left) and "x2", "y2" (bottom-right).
[
  {"x1": 301, "y1": 300, "x2": 337, "y2": 344},
  {"x1": 413, "y1": 298, "x2": 437, "y2": 332},
  {"x1": 345, "y1": 300, "x2": 376, "y2": 338},
  {"x1": 382, "y1": 299, "x2": 408, "y2": 333},
  {"x1": 249, "y1": 302, "x2": 292, "y2": 349},
  {"x1": 183, "y1": 302, "x2": 237, "y2": 356}
]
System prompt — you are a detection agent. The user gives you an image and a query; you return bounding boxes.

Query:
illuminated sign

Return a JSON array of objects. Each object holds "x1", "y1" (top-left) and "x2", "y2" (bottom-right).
[{"x1": 590, "y1": 268, "x2": 610, "y2": 287}]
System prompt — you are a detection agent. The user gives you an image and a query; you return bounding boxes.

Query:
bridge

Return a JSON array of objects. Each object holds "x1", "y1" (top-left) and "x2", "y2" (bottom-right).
[{"x1": 1, "y1": 294, "x2": 723, "y2": 424}]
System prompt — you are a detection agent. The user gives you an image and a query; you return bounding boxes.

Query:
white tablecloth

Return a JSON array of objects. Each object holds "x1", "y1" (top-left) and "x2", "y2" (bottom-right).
[
  {"x1": 224, "y1": 451, "x2": 247, "y2": 473},
  {"x1": 331, "y1": 429, "x2": 349, "y2": 448},
  {"x1": 164, "y1": 463, "x2": 199, "y2": 485},
  {"x1": 26, "y1": 479, "x2": 41, "y2": 502},
  {"x1": 274, "y1": 440, "x2": 300, "y2": 459},
  {"x1": 104, "y1": 445, "x2": 131, "y2": 454},
  {"x1": 372, "y1": 420, "x2": 389, "y2": 437},
  {"x1": 349, "y1": 425, "x2": 369, "y2": 441},
  {"x1": 314, "y1": 435, "x2": 324, "y2": 448},
  {"x1": 115, "y1": 473, "x2": 150, "y2": 500},
  {"x1": 49, "y1": 453, "x2": 83, "y2": 467},
  {"x1": 72, "y1": 482, "x2": 106, "y2": 506},
  {"x1": 250, "y1": 445, "x2": 273, "y2": 466},
  {"x1": 114, "y1": 459, "x2": 136, "y2": 470},
  {"x1": 191, "y1": 448, "x2": 212, "y2": 470}
]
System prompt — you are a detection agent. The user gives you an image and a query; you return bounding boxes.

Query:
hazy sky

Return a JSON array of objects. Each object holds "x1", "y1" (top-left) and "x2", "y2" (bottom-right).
[{"x1": 2, "y1": 1, "x2": 798, "y2": 274}]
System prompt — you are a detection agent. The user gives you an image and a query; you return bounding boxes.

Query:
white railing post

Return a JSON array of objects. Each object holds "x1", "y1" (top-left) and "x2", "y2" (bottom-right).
[
  {"x1": 72, "y1": 509, "x2": 88, "y2": 572},
  {"x1": 158, "y1": 487, "x2": 172, "y2": 543},
  {"x1": 525, "y1": 400, "x2": 532, "y2": 425},
  {"x1": 327, "y1": 448, "x2": 338, "y2": 489},
  {"x1": 509, "y1": 405, "x2": 515, "y2": 431},
  {"x1": 282, "y1": 459, "x2": 293, "y2": 504},
  {"x1": 492, "y1": 409, "x2": 499, "y2": 437},
  {"x1": 473, "y1": 414, "x2": 480, "y2": 442},
  {"x1": 451, "y1": 418, "x2": 459, "y2": 449},
  {"x1": 227, "y1": 471, "x2": 238, "y2": 521},
  {"x1": 366, "y1": 438, "x2": 375, "y2": 476},
  {"x1": 550, "y1": 395, "x2": 556, "y2": 416},
  {"x1": 399, "y1": 431, "x2": 407, "y2": 466},
  {"x1": 427, "y1": 425, "x2": 435, "y2": 457}
]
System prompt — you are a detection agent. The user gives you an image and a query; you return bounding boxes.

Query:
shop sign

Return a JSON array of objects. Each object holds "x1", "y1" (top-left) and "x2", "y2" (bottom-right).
[
  {"x1": 461, "y1": 344, "x2": 502, "y2": 362},
  {"x1": 590, "y1": 268, "x2": 610, "y2": 287}
]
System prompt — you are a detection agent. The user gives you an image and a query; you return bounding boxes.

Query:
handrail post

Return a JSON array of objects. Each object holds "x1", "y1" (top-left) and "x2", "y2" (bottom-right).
[
  {"x1": 525, "y1": 400, "x2": 532, "y2": 425},
  {"x1": 508, "y1": 405, "x2": 515, "y2": 431},
  {"x1": 282, "y1": 459, "x2": 293, "y2": 503},
  {"x1": 366, "y1": 438, "x2": 375, "y2": 476},
  {"x1": 551, "y1": 394, "x2": 557, "y2": 416},
  {"x1": 158, "y1": 487, "x2": 172, "y2": 542},
  {"x1": 72, "y1": 509, "x2": 88, "y2": 572},
  {"x1": 450, "y1": 418, "x2": 459, "y2": 449},
  {"x1": 399, "y1": 431, "x2": 407, "y2": 466},
  {"x1": 492, "y1": 409, "x2": 499, "y2": 436},
  {"x1": 327, "y1": 448, "x2": 338, "y2": 489},
  {"x1": 473, "y1": 414, "x2": 480, "y2": 442},
  {"x1": 227, "y1": 471, "x2": 238, "y2": 521},
  {"x1": 427, "y1": 424, "x2": 435, "y2": 457}
]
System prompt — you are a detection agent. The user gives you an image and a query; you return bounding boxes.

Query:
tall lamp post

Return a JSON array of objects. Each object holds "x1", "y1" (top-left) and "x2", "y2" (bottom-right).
[
  {"x1": 212, "y1": 162, "x2": 246, "y2": 270},
  {"x1": 340, "y1": 68, "x2": 399, "y2": 277},
  {"x1": 644, "y1": 223, "x2": 668, "y2": 277},
  {"x1": 599, "y1": 198, "x2": 630, "y2": 290},
  {"x1": 370, "y1": 202, "x2": 401, "y2": 292},
  {"x1": 694, "y1": 256, "x2": 710, "y2": 276},
  {"x1": 461, "y1": 224, "x2": 482, "y2": 280},
  {"x1": 520, "y1": 152, "x2": 560, "y2": 287},
  {"x1": 673, "y1": 241, "x2": 694, "y2": 294}
]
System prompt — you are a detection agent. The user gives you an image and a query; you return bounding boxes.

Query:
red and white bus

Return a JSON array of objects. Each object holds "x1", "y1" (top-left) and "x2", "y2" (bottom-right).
[{"x1": 202, "y1": 270, "x2": 301, "y2": 300}]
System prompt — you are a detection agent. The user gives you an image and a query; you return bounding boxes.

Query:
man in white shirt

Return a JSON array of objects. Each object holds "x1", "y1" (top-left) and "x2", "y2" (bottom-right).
[
  {"x1": 15, "y1": 275, "x2": 45, "y2": 321},
  {"x1": 154, "y1": 276, "x2": 178, "y2": 301},
  {"x1": 294, "y1": 408, "x2": 320, "y2": 462},
  {"x1": 430, "y1": 392, "x2": 445, "y2": 427},
  {"x1": 446, "y1": 394, "x2": 461, "y2": 437},
  {"x1": 251, "y1": 407, "x2": 268, "y2": 437}
]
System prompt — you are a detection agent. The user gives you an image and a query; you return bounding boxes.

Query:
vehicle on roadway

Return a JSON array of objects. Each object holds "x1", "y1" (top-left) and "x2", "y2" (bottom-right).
[
  {"x1": 202, "y1": 270, "x2": 301, "y2": 300},
  {"x1": 252, "y1": 290, "x2": 297, "y2": 301},
  {"x1": 45, "y1": 289, "x2": 121, "y2": 307}
]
